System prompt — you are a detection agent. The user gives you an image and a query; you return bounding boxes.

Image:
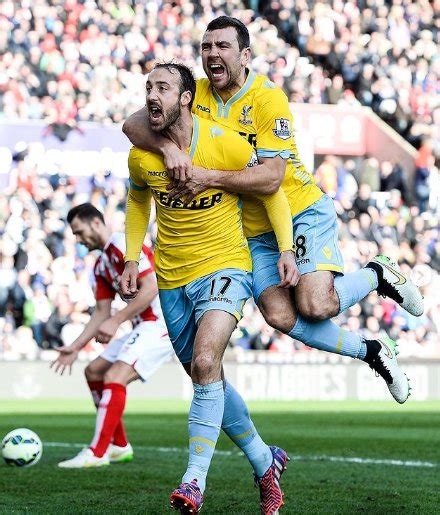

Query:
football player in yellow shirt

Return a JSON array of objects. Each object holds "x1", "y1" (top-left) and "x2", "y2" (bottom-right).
[
  {"x1": 123, "y1": 17, "x2": 423, "y2": 414},
  {"x1": 121, "y1": 63, "x2": 290, "y2": 515}
]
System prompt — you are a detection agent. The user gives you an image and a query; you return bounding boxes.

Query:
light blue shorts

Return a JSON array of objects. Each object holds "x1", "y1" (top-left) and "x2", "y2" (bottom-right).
[
  {"x1": 248, "y1": 194, "x2": 344, "y2": 302},
  {"x1": 158, "y1": 268, "x2": 252, "y2": 364}
]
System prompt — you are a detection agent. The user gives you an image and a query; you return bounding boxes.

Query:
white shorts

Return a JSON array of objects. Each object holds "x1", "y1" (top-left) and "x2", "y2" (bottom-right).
[{"x1": 100, "y1": 321, "x2": 174, "y2": 381}]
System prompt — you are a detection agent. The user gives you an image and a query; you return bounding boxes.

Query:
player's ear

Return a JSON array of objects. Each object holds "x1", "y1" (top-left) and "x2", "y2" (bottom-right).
[
  {"x1": 180, "y1": 90, "x2": 192, "y2": 108},
  {"x1": 92, "y1": 216, "x2": 102, "y2": 229},
  {"x1": 241, "y1": 47, "x2": 251, "y2": 67}
]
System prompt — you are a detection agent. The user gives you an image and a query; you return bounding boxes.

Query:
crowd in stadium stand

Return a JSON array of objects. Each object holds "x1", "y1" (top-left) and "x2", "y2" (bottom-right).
[
  {"x1": 0, "y1": 145, "x2": 438, "y2": 360},
  {"x1": 0, "y1": 0, "x2": 438, "y2": 359},
  {"x1": 1, "y1": 1, "x2": 438, "y2": 148}
]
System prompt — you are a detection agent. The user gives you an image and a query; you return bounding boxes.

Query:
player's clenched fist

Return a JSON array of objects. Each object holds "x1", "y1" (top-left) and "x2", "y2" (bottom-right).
[
  {"x1": 121, "y1": 261, "x2": 139, "y2": 298},
  {"x1": 96, "y1": 318, "x2": 119, "y2": 343},
  {"x1": 163, "y1": 145, "x2": 192, "y2": 182}
]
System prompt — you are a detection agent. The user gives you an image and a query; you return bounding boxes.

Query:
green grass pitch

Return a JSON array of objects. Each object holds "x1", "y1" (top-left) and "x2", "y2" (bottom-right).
[{"x1": 1, "y1": 399, "x2": 439, "y2": 514}]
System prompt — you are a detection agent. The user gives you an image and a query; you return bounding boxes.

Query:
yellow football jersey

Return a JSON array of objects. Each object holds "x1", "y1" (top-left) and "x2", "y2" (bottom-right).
[
  {"x1": 127, "y1": 115, "x2": 253, "y2": 289},
  {"x1": 193, "y1": 72, "x2": 323, "y2": 237}
]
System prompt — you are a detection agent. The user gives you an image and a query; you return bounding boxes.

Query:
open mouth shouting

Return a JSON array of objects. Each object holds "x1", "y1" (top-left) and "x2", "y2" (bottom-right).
[
  {"x1": 148, "y1": 103, "x2": 163, "y2": 124},
  {"x1": 208, "y1": 62, "x2": 227, "y2": 83}
]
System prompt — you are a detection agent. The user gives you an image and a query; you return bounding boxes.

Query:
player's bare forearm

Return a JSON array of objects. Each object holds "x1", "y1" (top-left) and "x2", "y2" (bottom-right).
[
  {"x1": 122, "y1": 107, "x2": 170, "y2": 153},
  {"x1": 202, "y1": 157, "x2": 286, "y2": 195},
  {"x1": 112, "y1": 274, "x2": 158, "y2": 325},
  {"x1": 70, "y1": 302, "x2": 112, "y2": 350}
]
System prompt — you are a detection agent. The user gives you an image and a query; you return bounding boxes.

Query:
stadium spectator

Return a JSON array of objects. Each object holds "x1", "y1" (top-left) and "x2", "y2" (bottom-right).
[
  {"x1": 315, "y1": 155, "x2": 338, "y2": 198},
  {"x1": 359, "y1": 157, "x2": 380, "y2": 192},
  {"x1": 23, "y1": 284, "x2": 52, "y2": 348},
  {"x1": 414, "y1": 138, "x2": 435, "y2": 212},
  {"x1": 6, "y1": 269, "x2": 31, "y2": 328},
  {"x1": 380, "y1": 162, "x2": 408, "y2": 201},
  {"x1": 43, "y1": 292, "x2": 74, "y2": 349}
]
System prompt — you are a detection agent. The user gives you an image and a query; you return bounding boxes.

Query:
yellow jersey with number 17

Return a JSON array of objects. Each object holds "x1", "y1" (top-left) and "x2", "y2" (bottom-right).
[
  {"x1": 193, "y1": 72, "x2": 323, "y2": 238},
  {"x1": 126, "y1": 115, "x2": 253, "y2": 289}
]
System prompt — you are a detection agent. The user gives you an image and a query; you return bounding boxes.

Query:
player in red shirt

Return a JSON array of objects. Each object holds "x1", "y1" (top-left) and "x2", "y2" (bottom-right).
[{"x1": 52, "y1": 203, "x2": 173, "y2": 468}]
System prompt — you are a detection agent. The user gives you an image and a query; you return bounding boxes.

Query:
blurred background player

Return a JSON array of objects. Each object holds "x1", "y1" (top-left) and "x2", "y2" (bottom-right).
[
  {"x1": 122, "y1": 63, "x2": 290, "y2": 515},
  {"x1": 51, "y1": 203, "x2": 174, "y2": 468},
  {"x1": 123, "y1": 16, "x2": 423, "y2": 404}
]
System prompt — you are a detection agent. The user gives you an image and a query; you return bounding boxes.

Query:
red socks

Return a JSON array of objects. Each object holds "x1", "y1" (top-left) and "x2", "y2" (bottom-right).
[
  {"x1": 87, "y1": 380, "x2": 104, "y2": 408},
  {"x1": 87, "y1": 381, "x2": 128, "y2": 457}
]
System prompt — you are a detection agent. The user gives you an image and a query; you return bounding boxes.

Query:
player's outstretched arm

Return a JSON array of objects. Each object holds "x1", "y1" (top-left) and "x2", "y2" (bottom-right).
[
  {"x1": 97, "y1": 274, "x2": 158, "y2": 344},
  {"x1": 122, "y1": 107, "x2": 192, "y2": 181},
  {"x1": 50, "y1": 299, "x2": 112, "y2": 375}
]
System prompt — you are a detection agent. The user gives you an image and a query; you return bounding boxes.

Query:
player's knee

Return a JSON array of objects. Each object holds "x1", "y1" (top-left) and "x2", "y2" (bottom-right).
[
  {"x1": 84, "y1": 364, "x2": 92, "y2": 381},
  {"x1": 84, "y1": 362, "x2": 101, "y2": 382},
  {"x1": 191, "y1": 353, "x2": 219, "y2": 382},
  {"x1": 103, "y1": 368, "x2": 115, "y2": 384},
  {"x1": 296, "y1": 296, "x2": 335, "y2": 321},
  {"x1": 103, "y1": 366, "x2": 126, "y2": 385},
  {"x1": 261, "y1": 308, "x2": 296, "y2": 334}
]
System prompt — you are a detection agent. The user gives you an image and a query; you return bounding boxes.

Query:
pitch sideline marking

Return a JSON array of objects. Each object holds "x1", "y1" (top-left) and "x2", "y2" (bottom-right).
[{"x1": 44, "y1": 442, "x2": 437, "y2": 468}]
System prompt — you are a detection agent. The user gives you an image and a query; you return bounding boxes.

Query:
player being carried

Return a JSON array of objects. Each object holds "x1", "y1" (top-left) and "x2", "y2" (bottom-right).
[
  {"x1": 121, "y1": 63, "x2": 295, "y2": 515},
  {"x1": 123, "y1": 16, "x2": 424, "y2": 404},
  {"x1": 51, "y1": 203, "x2": 174, "y2": 468}
]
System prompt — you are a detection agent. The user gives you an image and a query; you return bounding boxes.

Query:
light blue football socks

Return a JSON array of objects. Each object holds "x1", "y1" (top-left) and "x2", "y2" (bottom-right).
[
  {"x1": 183, "y1": 380, "x2": 274, "y2": 490},
  {"x1": 222, "y1": 380, "x2": 272, "y2": 477},
  {"x1": 334, "y1": 268, "x2": 378, "y2": 313},
  {"x1": 183, "y1": 381, "x2": 224, "y2": 493},
  {"x1": 289, "y1": 315, "x2": 367, "y2": 360}
]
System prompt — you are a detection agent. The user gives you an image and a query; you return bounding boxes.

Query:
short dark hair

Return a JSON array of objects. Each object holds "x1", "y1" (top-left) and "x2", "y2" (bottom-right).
[
  {"x1": 153, "y1": 62, "x2": 196, "y2": 109},
  {"x1": 67, "y1": 203, "x2": 105, "y2": 225},
  {"x1": 206, "y1": 16, "x2": 250, "y2": 50}
]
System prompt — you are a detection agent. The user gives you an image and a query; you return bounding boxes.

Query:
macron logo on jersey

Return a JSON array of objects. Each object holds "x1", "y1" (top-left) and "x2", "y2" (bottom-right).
[
  {"x1": 196, "y1": 104, "x2": 210, "y2": 113},
  {"x1": 148, "y1": 171, "x2": 168, "y2": 178}
]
